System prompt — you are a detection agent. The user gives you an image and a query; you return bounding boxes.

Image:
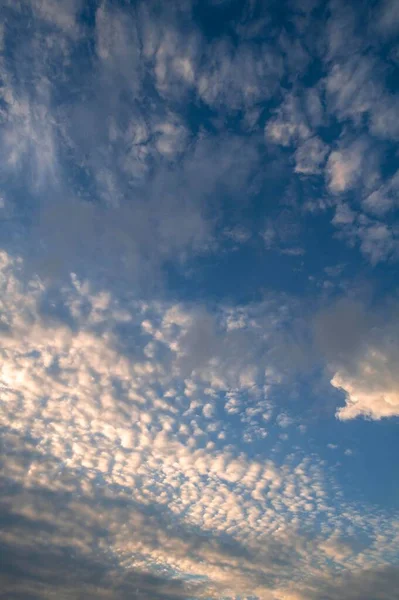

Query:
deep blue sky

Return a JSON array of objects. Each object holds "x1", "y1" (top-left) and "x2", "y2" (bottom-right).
[{"x1": 0, "y1": 1, "x2": 399, "y2": 599}]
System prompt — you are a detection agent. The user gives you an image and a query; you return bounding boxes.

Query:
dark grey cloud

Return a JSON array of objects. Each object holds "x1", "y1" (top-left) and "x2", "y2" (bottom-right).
[{"x1": 306, "y1": 565, "x2": 399, "y2": 600}]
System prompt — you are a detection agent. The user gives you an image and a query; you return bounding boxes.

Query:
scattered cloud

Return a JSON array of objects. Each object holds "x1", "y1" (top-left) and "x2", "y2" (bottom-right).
[
  {"x1": 294, "y1": 136, "x2": 328, "y2": 175},
  {"x1": 0, "y1": 251, "x2": 398, "y2": 598}
]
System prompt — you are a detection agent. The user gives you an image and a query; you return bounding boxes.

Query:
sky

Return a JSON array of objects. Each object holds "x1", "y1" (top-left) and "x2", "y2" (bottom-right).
[{"x1": 0, "y1": 0, "x2": 399, "y2": 598}]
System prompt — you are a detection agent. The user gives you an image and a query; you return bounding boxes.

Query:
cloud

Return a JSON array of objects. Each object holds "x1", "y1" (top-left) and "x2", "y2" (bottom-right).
[
  {"x1": 0, "y1": 0, "x2": 266, "y2": 288},
  {"x1": 325, "y1": 57, "x2": 378, "y2": 127},
  {"x1": 2, "y1": 0, "x2": 397, "y2": 283},
  {"x1": 295, "y1": 136, "x2": 328, "y2": 175},
  {"x1": 332, "y1": 366, "x2": 399, "y2": 421},
  {"x1": 326, "y1": 141, "x2": 366, "y2": 194},
  {"x1": 369, "y1": 95, "x2": 399, "y2": 141},
  {"x1": 356, "y1": 220, "x2": 397, "y2": 265},
  {"x1": 305, "y1": 565, "x2": 399, "y2": 600},
  {"x1": 332, "y1": 203, "x2": 356, "y2": 225},
  {"x1": 376, "y1": 0, "x2": 399, "y2": 37},
  {"x1": 265, "y1": 89, "x2": 328, "y2": 176},
  {"x1": 1, "y1": 2, "x2": 399, "y2": 597},
  {"x1": 324, "y1": 35, "x2": 399, "y2": 142},
  {"x1": 1, "y1": 251, "x2": 398, "y2": 598},
  {"x1": 265, "y1": 93, "x2": 311, "y2": 147},
  {"x1": 314, "y1": 297, "x2": 399, "y2": 420},
  {"x1": 324, "y1": 1, "x2": 362, "y2": 62},
  {"x1": 323, "y1": 134, "x2": 399, "y2": 264},
  {"x1": 198, "y1": 39, "x2": 284, "y2": 111},
  {"x1": 12, "y1": 128, "x2": 261, "y2": 285},
  {"x1": 362, "y1": 170, "x2": 399, "y2": 217},
  {"x1": 28, "y1": 0, "x2": 82, "y2": 35}
]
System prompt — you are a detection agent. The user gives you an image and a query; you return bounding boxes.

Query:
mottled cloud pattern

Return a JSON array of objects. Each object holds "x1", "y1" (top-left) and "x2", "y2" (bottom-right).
[
  {"x1": 0, "y1": 1, "x2": 398, "y2": 599},
  {"x1": 1, "y1": 251, "x2": 398, "y2": 599}
]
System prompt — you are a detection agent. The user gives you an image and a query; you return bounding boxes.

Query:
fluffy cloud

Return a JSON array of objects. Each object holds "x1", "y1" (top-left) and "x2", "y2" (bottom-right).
[
  {"x1": 315, "y1": 297, "x2": 399, "y2": 420},
  {"x1": 332, "y1": 370, "x2": 399, "y2": 421},
  {"x1": 326, "y1": 141, "x2": 369, "y2": 194}
]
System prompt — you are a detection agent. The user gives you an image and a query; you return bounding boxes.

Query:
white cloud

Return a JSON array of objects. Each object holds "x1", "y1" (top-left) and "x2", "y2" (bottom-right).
[
  {"x1": 198, "y1": 40, "x2": 283, "y2": 111},
  {"x1": 276, "y1": 413, "x2": 294, "y2": 428},
  {"x1": 325, "y1": 57, "x2": 377, "y2": 126},
  {"x1": 154, "y1": 116, "x2": 189, "y2": 157},
  {"x1": 265, "y1": 90, "x2": 328, "y2": 177},
  {"x1": 326, "y1": 143, "x2": 365, "y2": 194},
  {"x1": 315, "y1": 297, "x2": 399, "y2": 420},
  {"x1": 203, "y1": 403, "x2": 215, "y2": 418},
  {"x1": 327, "y1": 172, "x2": 398, "y2": 264},
  {"x1": 333, "y1": 366, "x2": 399, "y2": 421},
  {"x1": 143, "y1": 15, "x2": 202, "y2": 100},
  {"x1": 265, "y1": 93, "x2": 310, "y2": 147},
  {"x1": 325, "y1": 49, "x2": 399, "y2": 142}
]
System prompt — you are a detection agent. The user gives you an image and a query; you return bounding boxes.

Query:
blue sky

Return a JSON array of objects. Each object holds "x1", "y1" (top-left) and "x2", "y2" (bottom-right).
[{"x1": 0, "y1": 0, "x2": 399, "y2": 599}]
